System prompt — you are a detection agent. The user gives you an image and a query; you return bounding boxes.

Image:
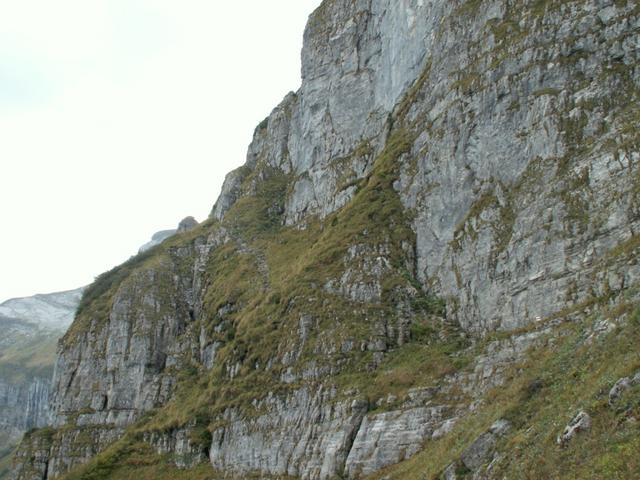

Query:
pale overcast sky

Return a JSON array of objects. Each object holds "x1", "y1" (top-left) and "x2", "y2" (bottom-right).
[{"x1": 0, "y1": 0, "x2": 321, "y2": 302}]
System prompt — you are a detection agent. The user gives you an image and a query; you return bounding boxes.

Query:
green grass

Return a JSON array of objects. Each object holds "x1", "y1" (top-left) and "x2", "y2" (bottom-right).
[
  {"x1": 39, "y1": 116, "x2": 452, "y2": 479},
  {"x1": 20, "y1": 3, "x2": 640, "y2": 479},
  {"x1": 0, "y1": 329, "x2": 59, "y2": 383},
  {"x1": 61, "y1": 435, "x2": 287, "y2": 480},
  {"x1": 455, "y1": 0, "x2": 483, "y2": 17},
  {"x1": 368, "y1": 304, "x2": 640, "y2": 480}
]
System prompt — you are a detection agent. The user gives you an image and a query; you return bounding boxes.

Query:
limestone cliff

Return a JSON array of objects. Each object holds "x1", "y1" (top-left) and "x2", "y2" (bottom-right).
[
  {"x1": 12, "y1": 1, "x2": 640, "y2": 479},
  {"x1": 0, "y1": 289, "x2": 83, "y2": 480}
]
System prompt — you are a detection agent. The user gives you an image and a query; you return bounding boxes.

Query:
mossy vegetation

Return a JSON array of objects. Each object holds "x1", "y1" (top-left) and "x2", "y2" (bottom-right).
[
  {"x1": 62, "y1": 219, "x2": 215, "y2": 346},
  {"x1": 369, "y1": 298, "x2": 640, "y2": 480},
  {"x1": 0, "y1": 329, "x2": 57, "y2": 383},
  {"x1": 533, "y1": 87, "x2": 561, "y2": 97},
  {"x1": 18, "y1": 2, "x2": 640, "y2": 479},
  {"x1": 61, "y1": 432, "x2": 290, "y2": 480},
  {"x1": 455, "y1": 0, "x2": 483, "y2": 18},
  {"x1": 60, "y1": 436, "x2": 178, "y2": 480},
  {"x1": 451, "y1": 189, "x2": 499, "y2": 250},
  {"x1": 41, "y1": 101, "x2": 460, "y2": 479},
  {"x1": 306, "y1": 0, "x2": 336, "y2": 34}
]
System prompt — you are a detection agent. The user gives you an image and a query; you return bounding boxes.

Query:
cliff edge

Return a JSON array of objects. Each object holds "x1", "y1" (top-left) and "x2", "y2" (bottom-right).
[{"x1": 12, "y1": 1, "x2": 640, "y2": 479}]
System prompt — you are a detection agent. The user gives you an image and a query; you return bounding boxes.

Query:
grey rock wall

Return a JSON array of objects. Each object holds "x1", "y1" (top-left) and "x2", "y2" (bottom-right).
[
  {"x1": 397, "y1": 0, "x2": 640, "y2": 332},
  {"x1": 11, "y1": 0, "x2": 640, "y2": 479},
  {"x1": 215, "y1": 0, "x2": 640, "y2": 334},
  {"x1": 209, "y1": 388, "x2": 368, "y2": 480},
  {"x1": 50, "y1": 254, "x2": 199, "y2": 429},
  {"x1": 0, "y1": 379, "x2": 50, "y2": 443},
  {"x1": 214, "y1": 0, "x2": 448, "y2": 225}
]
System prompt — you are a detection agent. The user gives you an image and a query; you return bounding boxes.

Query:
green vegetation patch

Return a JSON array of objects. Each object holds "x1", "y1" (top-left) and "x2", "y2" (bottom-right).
[
  {"x1": 0, "y1": 329, "x2": 58, "y2": 383},
  {"x1": 368, "y1": 299, "x2": 640, "y2": 480}
]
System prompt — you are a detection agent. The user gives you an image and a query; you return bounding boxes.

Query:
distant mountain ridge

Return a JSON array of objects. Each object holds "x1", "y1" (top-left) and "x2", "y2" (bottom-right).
[
  {"x1": 138, "y1": 217, "x2": 199, "y2": 254},
  {"x1": 138, "y1": 230, "x2": 176, "y2": 254},
  {"x1": 0, "y1": 289, "x2": 84, "y2": 332}
]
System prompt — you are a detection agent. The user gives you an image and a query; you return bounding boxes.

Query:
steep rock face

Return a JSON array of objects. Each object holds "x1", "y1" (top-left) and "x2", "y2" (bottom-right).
[
  {"x1": 208, "y1": 388, "x2": 369, "y2": 479},
  {"x1": 214, "y1": 0, "x2": 442, "y2": 225},
  {"x1": 51, "y1": 248, "x2": 202, "y2": 428},
  {"x1": 283, "y1": 0, "x2": 437, "y2": 224},
  {"x1": 12, "y1": 0, "x2": 640, "y2": 479},
  {"x1": 12, "y1": 230, "x2": 227, "y2": 478},
  {"x1": 217, "y1": 0, "x2": 640, "y2": 333},
  {"x1": 0, "y1": 291, "x2": 82, "y2": 479},
  {"x1": 396, "y1": 0, "x2": 640, "y2": 332},
  {"x1": 0, "y1": 379, "x2": 50, "y2": 436},
  {"x1": 0, "y1": 375, "x2": 51, "y2": 478}
]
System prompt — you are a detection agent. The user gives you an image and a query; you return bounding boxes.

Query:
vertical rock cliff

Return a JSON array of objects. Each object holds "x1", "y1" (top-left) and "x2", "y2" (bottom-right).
[
  {"x1": 0, "y1": 290, "x2": 83, "y2": 479},
  {"x1": 0, "y1": 372, "x2": 52, "y2": 480},
  {"x1": 0, "y1": 378, "x2": 51, "y2": 434},
  {"x1": 12, "y1": 0, "x2": 640, "y2": 479}
]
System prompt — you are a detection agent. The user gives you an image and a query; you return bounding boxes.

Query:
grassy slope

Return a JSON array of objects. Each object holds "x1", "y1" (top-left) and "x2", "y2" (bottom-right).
[
  {"x1": 21, "y1": 1, "x2": 640, "y2": 478},
  {"x1": 0, "y1": 329, "x2": 60, "y2": 480},
  {"x1": 370, "y1": 306, "x2": 640, "y2": 479},
  {"x1": 55, "y1": 304, "x2": 640, "y2": 480},
  {"x1": 49, "y1": 106, "x2": 458, "y2": 480},
  {"x1": 0, "y1": 330, "x2": 59, "y2": 383}
]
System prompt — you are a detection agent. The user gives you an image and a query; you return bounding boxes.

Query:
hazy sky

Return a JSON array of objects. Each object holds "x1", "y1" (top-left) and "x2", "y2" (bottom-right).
[{"x1": 0, "y1": 0, "x2": 321, "y2": 302}]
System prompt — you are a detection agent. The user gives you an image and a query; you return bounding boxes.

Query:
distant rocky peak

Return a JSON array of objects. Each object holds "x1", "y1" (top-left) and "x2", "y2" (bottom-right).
[
  {"x1": 177, "y1": 216, "x2": 199, "y2": 233},
  {"x1": 0, "y1": 288, "x2": 84, "y2": 331},
  {"x1": 138, "y1": 217, "x2": 199, "y2": 253},
  {"x1": 138, "y1": 230, "x2": 176, "y2": 253}
]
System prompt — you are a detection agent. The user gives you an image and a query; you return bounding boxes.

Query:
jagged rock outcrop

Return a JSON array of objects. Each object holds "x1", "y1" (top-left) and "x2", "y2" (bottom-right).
[
  {"x1": 442, "y1": 419, "x2": 512, "y2": 479},
  {"x1": 177, "y1": 216, "x2": 199, "y2": 233},
  {"x1": 0, "y1": 375, "x2": 51, "y2": 478},
  {"x1": 11, "y1": 0, "x2": 640, "y2": 479},
  {"x1": 557, "y1": 410, "x2": 592, "y2": 446},
  {"x1": 609, "y1": 371, "x2": 640, "y2": 406}
]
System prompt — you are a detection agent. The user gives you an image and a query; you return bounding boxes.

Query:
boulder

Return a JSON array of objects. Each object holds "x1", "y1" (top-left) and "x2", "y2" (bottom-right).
[{"x1": 557, "y1": 411, "x2": 591, "y2": 447}]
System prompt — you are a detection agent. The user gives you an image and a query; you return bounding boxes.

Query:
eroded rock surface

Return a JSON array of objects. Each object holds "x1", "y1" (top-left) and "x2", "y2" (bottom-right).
[
  {"x1": 557, "y1": 411, "x2": 592, "y2": 446},
  {"x1": 11, "y1": 0, "x2": 640, "y2": 479}
]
